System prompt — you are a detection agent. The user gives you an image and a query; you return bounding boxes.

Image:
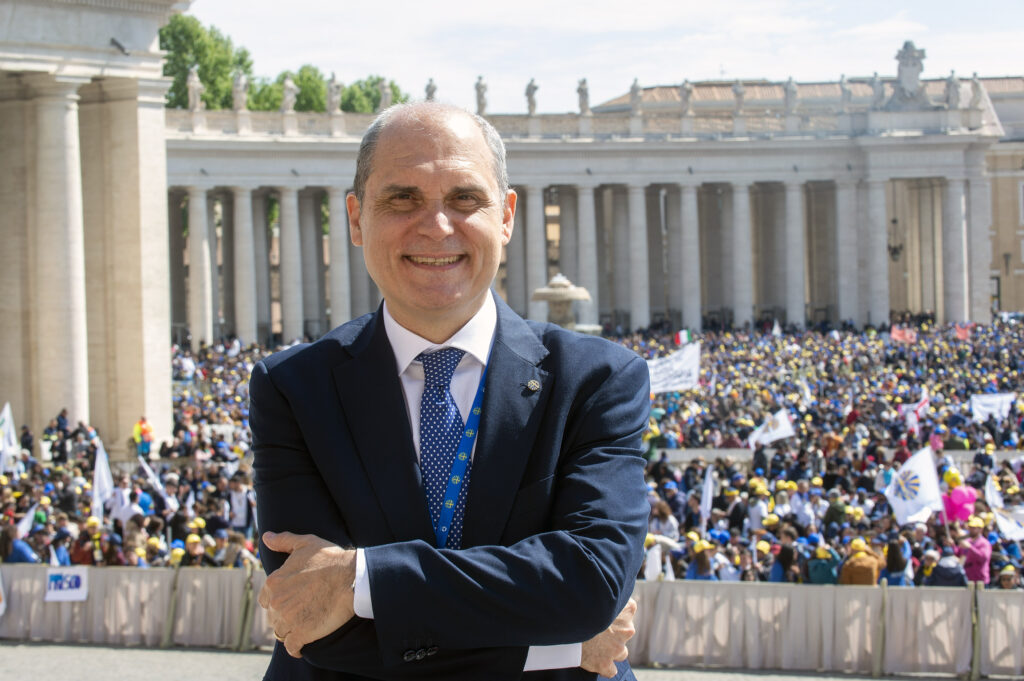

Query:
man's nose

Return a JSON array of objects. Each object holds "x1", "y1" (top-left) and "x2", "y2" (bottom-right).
[{"x1": 418, "y1": 202, "x2": 456, "y2": 238}]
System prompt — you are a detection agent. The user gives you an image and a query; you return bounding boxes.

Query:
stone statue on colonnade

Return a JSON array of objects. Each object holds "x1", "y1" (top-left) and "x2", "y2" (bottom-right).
[
  {"x1": 679, "y1": 79, "x2": 693, "y2": 115},
  {"x1": 945, "y1": 70, "x2": 962, "y2": 109},
  {"x1": 525, "y1": 78, "x2": 538, "y2": 115},
  {"x1": 186, "y1": 64, "x2": 204, "y2": 112},
  {"x1": 232, "y1": 69, "x2": 249, "y2": 112},
  {"x1": 970, "y1": 72, "x2": 983, "y2": 108},
  {"x1": 732, "y1": 80, "x2": 746, "y2": 113},
  {"x1": 327, "y1": 73, "x2": 342, "y2": 113},
  {"x1": 870, "y1": 71, "x2": 885, "y2": 109},
  {"x1": 887, "y1": 40, "x2": 934, "y2": 110},
  {"x1": 839, "y1": 75, "x2": 852, "y2": 113},
  {"x1": 378, "y1": 79, "x2": 393, "y2": 111},
  {"x1": 629, "y1": 78, "x2": 642, "y2": 115},
  {"x1": 783, "y1": 77, "x2": 797, "y2": 114},
  {"x1": 281, "y1": 75, "x2": 298, "y2": 113},
  {"x1": 425, "y1": 77, "x2": 437, "y2": 101},
  {"x1": 475, "y1": 75, "x2": 487, "y2": 115},
  {"x1": 577, "y1": 78, "x2": 590, "y2": 115}
]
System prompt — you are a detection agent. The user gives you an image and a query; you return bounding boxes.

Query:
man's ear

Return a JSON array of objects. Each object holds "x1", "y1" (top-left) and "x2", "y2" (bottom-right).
[
  {"x1": 501, "y1": 189, "x2": 517, "y2": 245},
  {"x1": 347, "y1": 193, "x2": 363, "y2": 246}
]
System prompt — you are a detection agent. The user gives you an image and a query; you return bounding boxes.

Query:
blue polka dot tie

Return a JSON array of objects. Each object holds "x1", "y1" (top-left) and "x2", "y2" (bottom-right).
[{"x1": 417, "y1": 347, "x2": 470, "y2": 549}]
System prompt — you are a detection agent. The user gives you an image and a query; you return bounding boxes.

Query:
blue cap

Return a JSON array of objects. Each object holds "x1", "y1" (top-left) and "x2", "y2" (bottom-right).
[
  {"x1": 807, "y1": 533, "x2": 821, "y2": 545},
  {"x1": 754, "y1": 468, "x2": 764, "y2": 476},
  {"x1": 214, "y1": 529, "x2": 228, "y2": 539},
  {"x1": 171, "y1": 539, "x2": 185, "y2": 550},
  {"x1": 988, "y1": 532, "x2": 1000, "y2": 544},
  {"x1": 43, "y1": 483, "x2": 55, "y2": 494},
  {"x1": 664, "y1": 481, "x2": 678, "y2": 491}
]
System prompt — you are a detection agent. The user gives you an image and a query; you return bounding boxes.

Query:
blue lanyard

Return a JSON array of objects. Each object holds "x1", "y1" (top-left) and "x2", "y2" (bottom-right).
[{"x1": 433, "y1": 367, "x2": 487, "y2": 549}]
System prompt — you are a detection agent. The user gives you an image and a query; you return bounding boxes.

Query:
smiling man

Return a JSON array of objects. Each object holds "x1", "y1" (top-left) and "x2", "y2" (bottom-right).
[{"x1": 252, "y1": 102, "x2": 650, "y2": 681}]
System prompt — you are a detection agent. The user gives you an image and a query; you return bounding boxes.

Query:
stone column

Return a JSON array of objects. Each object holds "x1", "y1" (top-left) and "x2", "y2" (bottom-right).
[
  {"x1": 232, "y1": 186, "x2": 257, "y2": 344},
  {"x1": 299, "y1": 191, "x2": 321, "y2": 337},
  {"x1": 665, "y1": 187, "x2": 683, "y2": 318},
  {"x1": 221, "y1": 192, "x2": 236, "y2": 334},
  {"x1": 558, "y1": 187, "x2": 578, "y2": 283},
  {"x1": 168, "y1": 192, "x2": 187, "y2": 336},
  {"x1": 942, "y1": 178, "x2": 969, "y2": 323},
  {"x1": 348, "y1": 228, "x2": 371, "y2": 318},
  {"x1": 627, "y1": 184, "x2": 650, "y2": 329},
  {"x1": 576, "y1": 184, "x2": 599, "y2": 325},
  {"x1": 968, "y1": 175, "x2": 993, "y2": 323},
  {"x1": 252, "y1": 192, "x2": 272, "y2": 343},
  {"x1": 731, "y1": 181, "x2": 754, "y2": 327},
  {"x1": 206, "y1": 193, "x2": 221, "y2": 339},
  {"x1": 187, "y1": 186, "x2": 214, "y2": 347},
  {"x1": 504, "y1": 188, "x2": 527, "y2": 315},
  {"x1": 277, "y1": 187, "x2": 304, "y2": 342},
  {"x1": 679, "y1": 183, "x2": 702, "y2": 331},
  {"x1": 525, "y1": 184, "x2": 547, "y2": 320},
  {"x1": 328, "y1": 187, "x2": 351, "y2": 326},
  {"x1": 834, "y1": 180, "x2": 858, "y2": 324},
  {"x1": 865, "y1": 179, "x2": 890, "y2": 326},
  {"x1": 27, "y1": 74, "x2": 91, "y2": 427},
  {"x1": 612, "y1": 187, "x2": 630, "y2": 317}
]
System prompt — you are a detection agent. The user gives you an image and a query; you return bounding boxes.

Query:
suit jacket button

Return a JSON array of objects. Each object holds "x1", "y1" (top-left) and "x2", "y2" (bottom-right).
[
  {"x1": 426, "y1": 646, "x2": 439, "y2": 656},
  {"x1": 415, "y1": 648, "x2": 427, "y2": 661},
  {"x1": 402, "y1": 649, "x2": 416, "y2": 662}
]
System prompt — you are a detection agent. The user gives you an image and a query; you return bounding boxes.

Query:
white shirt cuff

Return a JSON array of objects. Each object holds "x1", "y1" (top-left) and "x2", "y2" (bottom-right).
[
  {"x1": 353, "y1": 548, "x2": 374, "y2": 619},
  {"x1": 356, "y1": 548, "x2": 580, "y2": 671},
  {"x1": 523, "y1": 643, "x2": 582, "y2": 671}
]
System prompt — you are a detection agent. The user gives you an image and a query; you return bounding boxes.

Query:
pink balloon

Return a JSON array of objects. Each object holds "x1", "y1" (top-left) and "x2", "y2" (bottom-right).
[{"x1": 943, "y1": 486, "x2": 977, "y2": 523}]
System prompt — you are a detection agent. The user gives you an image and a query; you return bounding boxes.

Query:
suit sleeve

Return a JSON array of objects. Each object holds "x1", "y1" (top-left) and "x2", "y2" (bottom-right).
[
  {"x1": 250, "y1": 359, "x2": 530, "y2": 680},
  {"x1": 360, "y1": 353, "x2": 650, "y2": 660}
]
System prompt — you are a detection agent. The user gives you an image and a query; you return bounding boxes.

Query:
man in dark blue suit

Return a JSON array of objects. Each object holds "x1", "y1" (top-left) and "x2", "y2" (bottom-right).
[{"x1": 253, "y1": 102, "x2": 650, "y2": 680}]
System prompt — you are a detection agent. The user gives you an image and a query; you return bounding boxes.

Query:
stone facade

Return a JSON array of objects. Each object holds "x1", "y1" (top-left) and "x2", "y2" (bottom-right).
[{"x1": 3, "y1": 3, "x2": 1024, "y2": 453}]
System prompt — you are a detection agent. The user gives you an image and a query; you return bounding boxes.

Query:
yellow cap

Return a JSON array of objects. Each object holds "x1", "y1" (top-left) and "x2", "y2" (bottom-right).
[
  {"x1": 86, "y1": 516, "x2": 100, "y2": 527},
  {"x1": 189, "y1": 517, "x2": 206, "y2": 529},
  {"x1": 0, "y1": 475, "x2": 8, "y2": 485},
  {"x1": 147, "y1": 537, "x2": 160, "y2": 547},
  {"x1": 40, "y1": 496, "x2": 51, "y2": 505},
  {"x1": 186, "y1": 533, "x2": 201, "y2": 544},
  {"x1": 811, "y1": 477, "x2": 823, "y2": 486},
  {"x1": 763, "y1": 514, "x2": 779, "y2": 527},
  {"x1": 693, "y1": 540, "x2": 714, "y2": 554},
  {"x1": 967, "y1": 516, "x2": 985, "y2": 528},
  {"x1": 756, "y1": 540, "x2": 771, "y2": 554},
  {"x1": 815, "y1": 547, "x2": 832, "y2": 560},
  {"x1": 134, "y1": 547, "x2": 147, "y2": 558},
  {"x1": 850, "y1": 538, "x2": 868, "y2": 553},
  {"x1": 685, "y1": 531, "x2": 700, "y2": 543}
]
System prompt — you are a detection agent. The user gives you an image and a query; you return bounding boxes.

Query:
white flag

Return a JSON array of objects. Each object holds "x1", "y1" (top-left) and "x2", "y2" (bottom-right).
[
  {"x1": 969, "y1": 393, "x2": 1017, "y2": 423},
  {"x1": 647, "y1": 343, "x2": 701, "y2": 394},
  {"x1": 137, "y1": 455, "x2": 173, "y2": 509},
  {"x1": 748, "y1": 408, "x2": 796, "y2": 450},
  {"x1": 700, "y1": 465, "x2": 715, "y2": 534},
  {"x1": 91, "y1": 440, "x2": 114, "y2": 522},
  {"x1": 16, "y1": 503, "x2": 38, "y2": 539},
  {"x1": 884, "y1": 446, "x2": 943, "y2": 525},
  {"x1": 0, "y1": 565, "x2": 6, "y2": 618},
  {"x1": 0, "y1": 402, "x2": 18, "y2": 474},
  {"x1": 772, "y1": 319, "x2": 781, "y2": 337},
  {"x1": 984, "y1": 474, "x2": 1024, "y2": 541}
]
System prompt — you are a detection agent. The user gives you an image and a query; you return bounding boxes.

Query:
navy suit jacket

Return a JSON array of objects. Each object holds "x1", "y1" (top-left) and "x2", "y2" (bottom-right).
[{"x1": 251, "y1": 295, "x2": 650, "y2": 681}]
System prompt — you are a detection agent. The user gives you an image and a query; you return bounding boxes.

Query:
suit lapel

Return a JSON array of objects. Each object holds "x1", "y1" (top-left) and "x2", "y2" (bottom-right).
[
  {"x1": 332, "y1": 311, "x2": 435, "y2": 544},
  {"x1": 461, "y1": 297, "x2": 550, "y2": 548}
]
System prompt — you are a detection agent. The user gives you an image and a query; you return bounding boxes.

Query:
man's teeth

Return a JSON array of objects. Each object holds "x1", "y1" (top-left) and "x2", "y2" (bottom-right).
[{"x1": 409, "y1": 256, "x2": 460, "y2": 265}]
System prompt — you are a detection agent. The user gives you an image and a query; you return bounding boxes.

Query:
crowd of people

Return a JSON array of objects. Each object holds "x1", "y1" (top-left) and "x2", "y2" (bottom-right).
[
  {"x1": 2, "y1": 321, "x2": 1023, "y2": 591},
  {"x1": 617, "y1": 318, "x2": 1024, "y2": 589}
]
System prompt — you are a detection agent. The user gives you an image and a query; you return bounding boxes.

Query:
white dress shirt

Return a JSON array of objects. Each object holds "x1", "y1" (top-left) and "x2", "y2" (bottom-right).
[{"x1": 352, "y1": 294, "x2": 581, "y2": 670}]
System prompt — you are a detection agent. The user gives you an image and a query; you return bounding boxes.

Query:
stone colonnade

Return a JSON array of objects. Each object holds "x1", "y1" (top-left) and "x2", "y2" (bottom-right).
[
  {"x1": 173, "y1": 170, "x2": 992, "y2": 344},
  {"x1": 0, "y1": 74, "x2": 171, "y2": 450}
]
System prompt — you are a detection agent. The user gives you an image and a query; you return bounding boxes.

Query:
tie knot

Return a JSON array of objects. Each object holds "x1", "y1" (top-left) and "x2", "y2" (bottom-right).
[{"x1": 417, "y1": 348, "x2": 465, "y2": 388}]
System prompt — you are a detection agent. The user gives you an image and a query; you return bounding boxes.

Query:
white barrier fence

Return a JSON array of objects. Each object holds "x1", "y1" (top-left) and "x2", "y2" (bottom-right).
[{"x1": 1, "y1": 565, "x2": 1022, "y2": 677}]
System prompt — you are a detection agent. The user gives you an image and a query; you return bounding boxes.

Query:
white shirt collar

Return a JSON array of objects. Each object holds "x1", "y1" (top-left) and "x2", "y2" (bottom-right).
[{"x1": 382, "y1": 293, "x2": 497, "y2": 375}]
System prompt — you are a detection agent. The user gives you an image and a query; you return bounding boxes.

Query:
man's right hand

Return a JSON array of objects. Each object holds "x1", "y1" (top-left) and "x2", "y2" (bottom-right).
[{"x1": 580, "y1": 598, "x2": 637, "y2": 678}]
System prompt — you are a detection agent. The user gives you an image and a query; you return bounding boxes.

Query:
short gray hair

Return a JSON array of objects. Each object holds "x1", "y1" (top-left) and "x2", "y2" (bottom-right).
[{"x1": 352, "y1": 102, "x2": 509, "y2": 202}]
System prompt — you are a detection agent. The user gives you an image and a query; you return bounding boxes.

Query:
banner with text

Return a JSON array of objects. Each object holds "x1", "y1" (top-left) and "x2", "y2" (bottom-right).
[
  {"x1": 647, "y1": 343, "x2": 701, "y2": 394},
  {"x1": 44, "y1": 566, "x2": 89, "y2": 603}
]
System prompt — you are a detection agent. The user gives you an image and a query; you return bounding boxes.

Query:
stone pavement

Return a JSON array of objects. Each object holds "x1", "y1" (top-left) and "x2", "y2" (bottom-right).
[{"x1": 0, "y1": 641, "x2": 949, "y2": 681}]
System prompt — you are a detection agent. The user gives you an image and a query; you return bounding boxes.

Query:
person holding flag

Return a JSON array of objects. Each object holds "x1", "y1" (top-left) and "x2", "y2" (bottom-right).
[{"x1": 884, "y1": 446, "x2": 944, "y2": 526}]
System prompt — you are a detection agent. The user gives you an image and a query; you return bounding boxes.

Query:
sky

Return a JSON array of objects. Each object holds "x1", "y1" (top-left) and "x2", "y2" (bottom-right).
[{"x1": 187, "y1": 0, "x2": 1024, "y2": 114}]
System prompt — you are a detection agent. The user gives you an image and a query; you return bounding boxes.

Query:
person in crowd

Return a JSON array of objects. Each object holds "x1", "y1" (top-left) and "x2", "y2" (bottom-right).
[
  {"x1": 839, "y1": 537, "x2": 881, "y2": 585},
  {"x1": 990, "y1": 564, "x2": 1021, "y2": 590},
  {"x1": 924, "y1": 546, "x2": 969, "y2": 587},
  {"x1": 0, "y1": 524, "x2": 39, "y2": 563}
]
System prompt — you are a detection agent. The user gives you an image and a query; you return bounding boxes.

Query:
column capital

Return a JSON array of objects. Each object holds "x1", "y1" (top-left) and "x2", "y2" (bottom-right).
[
  {"x1": 22, "y1": 73, "x2": 90, "y2": 99},
  {"x1": 231, "y1": 185, "x2": 254, "y2": 196}
]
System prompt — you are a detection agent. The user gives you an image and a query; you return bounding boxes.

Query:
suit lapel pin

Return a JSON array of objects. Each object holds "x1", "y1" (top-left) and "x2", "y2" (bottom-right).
[{"x1": 526, "y1": 379, "x2": 541, "y2": 392}]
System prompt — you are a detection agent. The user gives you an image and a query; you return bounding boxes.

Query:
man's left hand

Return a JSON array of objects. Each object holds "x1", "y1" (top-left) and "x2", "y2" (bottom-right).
[{"x1": 258, "y1": 531, "x2": 357, "y2": 658}]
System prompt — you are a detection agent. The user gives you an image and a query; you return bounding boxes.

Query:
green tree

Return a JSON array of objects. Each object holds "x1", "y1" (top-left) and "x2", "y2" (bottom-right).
[
  {"x1": 159, "y1": 14, "x2": 253, "y2": 109},
  {"x1": 341, "y1": 75, "x2": 409, "y2": 113}
]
